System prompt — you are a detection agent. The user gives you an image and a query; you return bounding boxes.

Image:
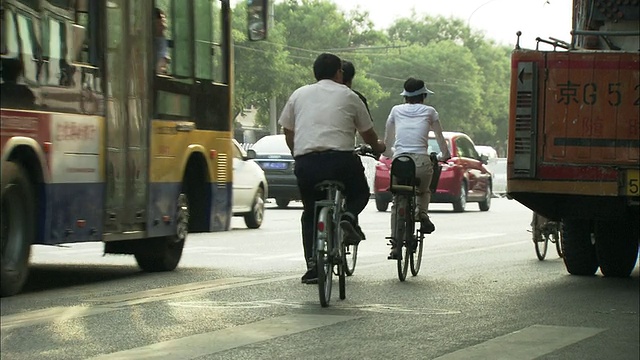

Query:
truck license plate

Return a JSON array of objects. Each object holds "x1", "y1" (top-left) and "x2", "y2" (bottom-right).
[{"x1": 626, "y1": 169, "x2": 640, "y2": 196}]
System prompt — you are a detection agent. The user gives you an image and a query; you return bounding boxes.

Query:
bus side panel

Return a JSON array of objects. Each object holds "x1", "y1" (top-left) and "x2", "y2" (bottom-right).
[
  {"x1": 47, "y1": 114, "x2": 105, "y2": 243},
  {"x1": 1, "y1": 110, "x2": 52, "y2": 244},
  {"x1": 148, "y1": 121, "x2": 232, "y2": 236}
]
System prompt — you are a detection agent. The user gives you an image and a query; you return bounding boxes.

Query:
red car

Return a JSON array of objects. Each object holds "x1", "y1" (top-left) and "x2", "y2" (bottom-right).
[{"x1": 374, "y1": 131, "x2": 493, "y2": 212}]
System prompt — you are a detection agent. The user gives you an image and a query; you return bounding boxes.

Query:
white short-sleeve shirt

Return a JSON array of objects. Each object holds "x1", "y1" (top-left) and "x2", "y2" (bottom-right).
[
  {"x1": 383, "y1": 103, "x2": 440, "y2": 156},
  {"x1": 278, "y1": 80, "x2": 373, "y2": 157}
]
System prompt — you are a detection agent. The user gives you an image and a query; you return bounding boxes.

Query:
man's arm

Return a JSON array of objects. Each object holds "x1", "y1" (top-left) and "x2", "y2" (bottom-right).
[
  {"x1": 360, "y1": 127, "x2": 386, "y2": 155},
  {"x1": 283, "y1": 127, "x2": 295, "y2": 157}
]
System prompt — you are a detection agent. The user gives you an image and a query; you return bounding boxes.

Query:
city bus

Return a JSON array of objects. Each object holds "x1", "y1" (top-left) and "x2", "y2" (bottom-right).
[{"x1": 0, "y1": 0, "x2": 268, "y2": 296}]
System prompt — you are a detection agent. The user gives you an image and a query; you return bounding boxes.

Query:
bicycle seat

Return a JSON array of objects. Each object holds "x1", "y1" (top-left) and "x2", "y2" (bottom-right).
[
  {"x1": 390, "y1": 155, "x2": 419, "y2": 193},
  {"x1": 315, "y1": 180, "x2": 345, "y2": 192}
]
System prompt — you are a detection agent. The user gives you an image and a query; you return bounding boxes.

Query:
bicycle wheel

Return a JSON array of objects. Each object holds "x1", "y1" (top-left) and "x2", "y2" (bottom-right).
[
  {"x1": 532, "y1": 213, "x2": 548, "y2": 260},
  {"x1": 316, "y1": 206, "x2": 333, "y2": 307},
  {"x1": 554, "y1": 224, "x2": 564, "y2": 258},
  {"x1": 410, "y1": 231, "x2": 424, "y2": 276},
  {"x1": 336, "y1": 216, "x2": 346, "y2": 300},
  {"x1": 343, "y1": 243, "x2": 358, "y2": 276},
  {"x1": 396, "y1": 198, "x2": 409, "y2": 281}
]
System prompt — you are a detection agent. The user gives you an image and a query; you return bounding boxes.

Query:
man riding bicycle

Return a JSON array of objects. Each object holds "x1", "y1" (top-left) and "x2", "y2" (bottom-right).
[
  {"x1": 278, "y1": 53, "x2": 386, "y2": 284},
  {"x1": 383, "y1": 77, "x2": 450, "y2": 260}
]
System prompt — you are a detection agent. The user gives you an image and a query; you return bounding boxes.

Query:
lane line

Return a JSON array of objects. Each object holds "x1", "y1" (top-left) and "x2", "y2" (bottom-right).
[
  {"x1": 434, "y1": 325, "x2": 604, "y2": 360},
  {"x1": 85, "y1": 314, "x2": 358, "y2": 360}
]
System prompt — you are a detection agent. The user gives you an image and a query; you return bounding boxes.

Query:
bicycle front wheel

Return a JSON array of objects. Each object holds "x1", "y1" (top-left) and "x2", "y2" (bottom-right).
[
  {"x1": 316, "y1": 206, "x2": 333, "y2": 307},
  {"x1": 554, "y1": 225, "x2": 564, "y2": 258},
  {"x1": 532, "y1": 213, "x2": 548, "y2": 260},
  {"x1": 410, "y1": 232, "x2": 424, "y2": 276},
  {"x1": 343, "y1": 244, "x2": 358, "y2": 276}
]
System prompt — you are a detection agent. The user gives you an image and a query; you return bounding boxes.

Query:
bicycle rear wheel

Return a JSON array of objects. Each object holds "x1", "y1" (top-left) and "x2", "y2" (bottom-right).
[
  {"x1": 396, "y1": 201, "x2": 410, "y2": 281},
  {"x1": 554, "y1": 225, "x2": 564, "y2": 258},
  {"x1": 532, "y1": 213, "x2": 548, "y2": 260},
  {"x1": 343, "y1": 244, "x2": 358, "y2": 276},
  {"x1": 336, "y1": 219, "x2": 347, "y2": 300},
  {"x1": 316, "y1": 206, "x2": 333, "y2": 307},
  {"x1": 410, "y1": 232, "x2": 424, "y2": 276}
]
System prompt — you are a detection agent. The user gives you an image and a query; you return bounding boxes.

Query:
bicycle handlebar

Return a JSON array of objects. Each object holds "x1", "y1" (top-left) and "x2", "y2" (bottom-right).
[{"x1": 354, "y1": 144, "x2": 380, "y2": 159}]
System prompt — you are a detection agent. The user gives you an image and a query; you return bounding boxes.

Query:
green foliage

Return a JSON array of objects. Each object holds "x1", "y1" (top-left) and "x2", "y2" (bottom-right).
[{"x1": 231, "y1": 0, "x2": 513, "y2": 146}]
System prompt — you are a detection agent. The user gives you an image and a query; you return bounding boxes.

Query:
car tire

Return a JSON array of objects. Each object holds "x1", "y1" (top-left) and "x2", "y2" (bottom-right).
[
  {"x1": 452, "y1": 181, "x2": 467, "y2": 213},
  {"x1": 478, "y1": 183, "x2": 492, "y2": 211},
  {"x1": 375, "y1": 194, "x2": 389, "y2": 212},
  {"x1": 275, "y1": 198, "x2": 290, "y2": 208},
  {"x1": 244, "y1": 186, "x2": 265, "y2": 229}
]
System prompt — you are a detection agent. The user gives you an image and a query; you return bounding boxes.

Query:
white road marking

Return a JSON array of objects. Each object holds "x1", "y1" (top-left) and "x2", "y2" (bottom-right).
[
  {"x1": 85, "y1": 314, "x2": 358, "y2": 360},
  {"x1": 434, "y1": 325, "x2": 604, "y2": 360},
  {"x1": 451, "y1": 232, "x2": 505, "y2": 240}
]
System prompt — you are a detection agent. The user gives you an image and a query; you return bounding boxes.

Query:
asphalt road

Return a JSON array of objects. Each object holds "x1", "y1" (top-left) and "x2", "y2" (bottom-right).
[{"x1": 1, "y1": 198, "x2": 638, "y2": 360}]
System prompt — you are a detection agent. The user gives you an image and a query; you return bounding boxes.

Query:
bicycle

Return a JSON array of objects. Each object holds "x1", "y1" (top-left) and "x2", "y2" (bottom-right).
[
  {"x1": 386, "y1": 152, "x2": 441, "y2": 281},
  {"x1": 531, "y1": 212, "x2": 564, "y2": 260},
  {"x1": 312, "y1": 145, "x2": 377, "y2": 307}
]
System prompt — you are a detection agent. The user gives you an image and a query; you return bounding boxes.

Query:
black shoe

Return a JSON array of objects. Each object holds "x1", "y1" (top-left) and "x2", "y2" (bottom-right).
[
  {"x1": 340, "y1": 212, "x2": 365, "y2": 245},
  {"x1": 388, "y1": 247, "x2": 402, "y2": 260},
  {"x1": 301, "y1": 269, "x2": 318, "y2": 284},
  {"x1": 420, "y1": 215, "x2": 435, "y2": 234}
]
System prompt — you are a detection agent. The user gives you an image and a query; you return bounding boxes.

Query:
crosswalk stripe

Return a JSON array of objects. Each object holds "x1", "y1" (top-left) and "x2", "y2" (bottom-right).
[
  {"x1": 85, "y1": 314, "x2": 358, "y2": 360},
  {"x1": 434, "y1": 325, "x2": 604, "y2": 360}
]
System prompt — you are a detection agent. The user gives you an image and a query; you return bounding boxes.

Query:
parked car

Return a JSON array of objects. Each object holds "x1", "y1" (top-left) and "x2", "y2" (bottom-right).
[
  {"x1": 232, "y1": 139, "x2": 268, "y2": 228},
  {"x1": 373, "y1": 131, "x2": 493, "y2": 213},
  {"x1": 250, "y1": 134, "x2": 300, "y2": 208}
]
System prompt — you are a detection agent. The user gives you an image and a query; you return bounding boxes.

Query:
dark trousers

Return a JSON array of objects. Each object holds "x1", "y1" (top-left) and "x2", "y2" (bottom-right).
[{"x1": 294, "y1": 151, "x2": 370, "y2": 266}]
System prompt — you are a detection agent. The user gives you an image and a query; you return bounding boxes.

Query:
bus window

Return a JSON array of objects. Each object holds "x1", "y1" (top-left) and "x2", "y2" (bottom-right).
[
  {"x1": 15, "y1": 13, "x2": 41, "y2": 85},
  {"x1": 172, "y1": 1, "x2": 192, "y2": 79},
  {"x1": 212, "y1": 0, "x2": 225, "y2": 83},
  {"x1": 1, "y1": 7, "x2": 20, "y2": 57},
  {"x1": 43, "y1": 16, "x2": 75, "y2": 87},
  {"x1": 194, "y1": 0, "x2": 213, "y2": 80},
  {"x1": 153, "y1": 6, "x2": 170, "y2": 75}
]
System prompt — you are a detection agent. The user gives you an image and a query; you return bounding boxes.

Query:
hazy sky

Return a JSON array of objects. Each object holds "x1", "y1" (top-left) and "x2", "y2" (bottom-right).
[{"x1": 331, "y1": 0, "x2": 573, "y2": 49}]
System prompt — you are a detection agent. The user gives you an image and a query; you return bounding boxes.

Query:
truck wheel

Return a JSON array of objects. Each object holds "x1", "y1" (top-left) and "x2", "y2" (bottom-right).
[
  {"x1": 594, "y1": 219, "x2": 638, "y2": 278},
  {"x1": 452, "y1": 182, "x2": 467, "y2": 213},
  {"x1": 561, "y1": 219, "x2": 598, "y2": 276},
  {"x1": 375, "y1": 194, "x2": 389, "y2": 212},
  {"x1": 1, "y1": 161, "x2": 34, "y2": 297},
  {"x1": 244, "y1": 187, "x2": 265, "y2": 229},
  {"x1": 135, "y1": 193, "x2": 188, "y2": 272}
]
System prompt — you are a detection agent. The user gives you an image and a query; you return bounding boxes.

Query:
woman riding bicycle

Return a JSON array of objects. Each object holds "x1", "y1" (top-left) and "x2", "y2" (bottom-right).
[{"x1": 383, "y1": 77, "x2": 450, "y2": 259}]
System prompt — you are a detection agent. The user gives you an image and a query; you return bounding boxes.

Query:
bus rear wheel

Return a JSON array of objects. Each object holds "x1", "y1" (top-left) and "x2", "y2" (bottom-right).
[
  {"x1": 135, "y1": 193, "x2": 188, "y2": 272},
  {"x1": 1, "y1": 161, "x2": 34, "y2": 297}
]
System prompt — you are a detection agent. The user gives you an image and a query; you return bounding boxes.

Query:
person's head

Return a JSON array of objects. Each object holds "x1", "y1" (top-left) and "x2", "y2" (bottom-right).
[
  {"x1": 1, "y1": 58, "x2": 22, "y2": 83},
  {"x1": 313, "y1": 53, "x2": 342, "y2": 82},
  {"x1": 401, "y1": 77, "x2": 434, "y2": 104},
  {"x1": 341, "y1": 60, "x2": 355, "y2": 87},
  {"x1": 154, "y1": 8, "x2": 167, "y2": 37}
]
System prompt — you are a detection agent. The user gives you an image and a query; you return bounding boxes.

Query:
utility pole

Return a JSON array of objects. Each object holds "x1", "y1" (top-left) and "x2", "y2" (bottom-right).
[{"x1": 268, "y1": 1, "x2": 277, "y2": 135}]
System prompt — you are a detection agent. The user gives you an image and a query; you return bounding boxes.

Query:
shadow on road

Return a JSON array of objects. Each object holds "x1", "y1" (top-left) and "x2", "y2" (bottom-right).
[{"x1": 20, "y1": 264, "x2": 142, "y2": 294}]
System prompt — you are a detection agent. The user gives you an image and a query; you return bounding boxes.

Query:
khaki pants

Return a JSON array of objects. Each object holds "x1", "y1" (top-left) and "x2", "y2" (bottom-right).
[{"x1": 390, "y1": 153, "x2": 434, "y2": 237}]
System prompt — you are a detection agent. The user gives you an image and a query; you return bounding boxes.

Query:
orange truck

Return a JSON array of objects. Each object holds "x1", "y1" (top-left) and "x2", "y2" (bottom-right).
[{"x1": 507, "y1": 0, "x2": 639, "y2": 277}]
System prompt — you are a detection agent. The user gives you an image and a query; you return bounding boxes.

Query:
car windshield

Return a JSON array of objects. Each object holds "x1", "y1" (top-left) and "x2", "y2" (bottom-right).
[
  {"x1": 427, "y1": 138, "x2": 451, "y2": 154},
  {"x1": 251, "y1": 135, "x2": 290, "y2": 154}
]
